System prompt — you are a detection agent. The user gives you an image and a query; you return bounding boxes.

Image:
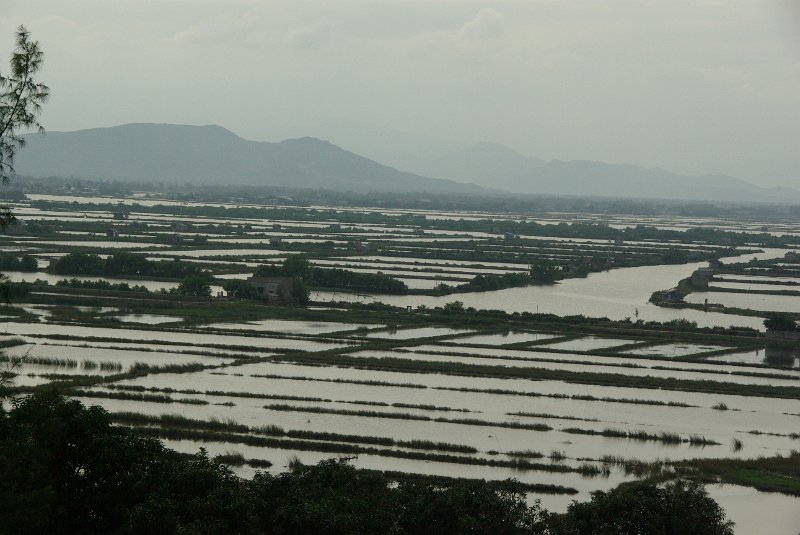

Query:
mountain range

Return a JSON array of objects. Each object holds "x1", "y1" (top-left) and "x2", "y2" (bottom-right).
[
  {"x1": 405, "y1": 142, "x2": 800, "y2": 203},
  {"x1": 15, "y1": 123, "x2": 800, "y2": 203},
  {"x1": 15, "y1": 123, "x2": 477, "y2": 194}
]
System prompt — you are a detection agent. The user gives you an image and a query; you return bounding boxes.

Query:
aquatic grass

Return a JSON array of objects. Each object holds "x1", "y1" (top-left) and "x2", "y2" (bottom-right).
[
  {"x1": 270, "y1": 351, "x2": 800, "y2": 400},
  {"x1": 214, "y1": 452, "x2": 246, "y2": 466},
  {"x1": 561, "y1": 427, "x2": 719, "y2": 446},
  {"x1": 107, "y1": 384, "x2": 333, "y2": 403},
  {"x1": 747, "y1": 430, "x2": 800, "y2": 440},
  {"x1": 434, "y1": 386, "x2": 697, "y2": 408},
  {"x1": 506, "y1": 450, "x2": 545, "y2": 459},
  {"x1": 246, "y1": 458, "x2": 274, "y2": 468},
  {"x1": 69, "y1": 389, "x2": 209, "y2": 405},
  {"x1": 247, "y1": 373, "x2": 427, "y2": 389},
  {"x1": 507, "y1": 411, "x2": 599, "y2": 422},
  {"x1": 598, "y1": 456, "x2": 667, "y2": 478},
  {"x1": 242, "y1": 371, "x2": 698, "y2": 408},
  {"x1": 262, "y1": 404, "x2": 553, "y2": 431},
  {"x1": 0, "y1": 354, "x2": 78, "y2": 368},
  {"x1": 373, "y1": 470, "x2": 578, "y2": 495},
  {"x1": 110, "y1": 412, "x2": 478, "y2": 454},
  {"x1": 113, "y1": 384, "x2": 333, "y2": 402},
  {"x1": 133, "y1": 425, "x2": 582, "y2": 475},
  {"x1": 671, "y1": 451, "x2": 800, "y2": 495}
]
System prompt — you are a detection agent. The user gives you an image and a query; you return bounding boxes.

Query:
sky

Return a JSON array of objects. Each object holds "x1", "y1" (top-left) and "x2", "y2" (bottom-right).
[{"x1": 1, "y1": 0, "x2": 799, "y2": 187}]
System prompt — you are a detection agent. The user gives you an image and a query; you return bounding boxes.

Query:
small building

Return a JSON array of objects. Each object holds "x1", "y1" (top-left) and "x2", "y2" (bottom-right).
[
  {"x1": 269, "y1": 237, "x2": 282, "y2": 246},
  {"x1": 272, "y1": 223, "x2": 282, "y2": 231},
  {"x1": 105, "y1": 228, "x2": 119, "y2": 238},
  {"x1": 112, "y1": 211, "x2": 128, "y2": 220},
  {"x1": 329, "y1": 223, "x2": 342, "y2": 231},
  {"x1": 663, "y1": 288, "x2": 684, "y2": 303},
  {"x1": 503, "y1": 232, "x2": 517, "y2": 241},
  {"x1": 247, "y1": 276, "x2": 294, "y2": 302},
  {"x1": 708, "y1": 258, "x2": 723, "y2": 269}
]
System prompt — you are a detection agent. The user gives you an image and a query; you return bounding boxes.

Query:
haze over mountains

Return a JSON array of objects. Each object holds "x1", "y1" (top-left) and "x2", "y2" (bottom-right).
[
  {"x1": 404, "y1": 142, "x2": 800, "y2": 203},
  {"x1": 16, "y1": 123, "x2": 800, "y2": 203},
  {"x1": 16, "y1": 124, "x2": 475, "y2": 194}
]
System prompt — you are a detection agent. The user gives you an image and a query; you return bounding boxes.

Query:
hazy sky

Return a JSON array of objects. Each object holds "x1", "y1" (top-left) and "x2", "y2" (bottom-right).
[{"x1": 2, "y1": 0, "x2": 799, "y2": 187}]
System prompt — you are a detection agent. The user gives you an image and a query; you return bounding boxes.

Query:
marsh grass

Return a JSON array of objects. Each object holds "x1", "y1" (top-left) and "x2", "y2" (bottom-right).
[
  {"x1": 133, "y1": 425, "x2": 584, "y2": 475},
  {"x1": 263, "y1": 403, "x2": 553, "y2": 431},
  {"x1": 271, "y1": 352, "x2": 800, "y2": 399},
  {"x1": 562, "y1": 427, "x2": 720, "y2": 446},
  {"x1": 111, "y1": 412, "x2": 477, "y2": 454}
]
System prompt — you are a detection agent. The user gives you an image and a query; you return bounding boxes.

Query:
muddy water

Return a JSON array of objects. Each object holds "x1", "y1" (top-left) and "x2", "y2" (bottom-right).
[
  {"x1": 3, "y1": 343, "x2": 233, "y2": 368},
  {"x1": 317, "y1": 260, "x2": 779, "y2": 330},
  {"x1": 708, "y1": 485, "x2": 800, "y2": 535},
  {"x1": 0, "y1": 322, "x2": 348, "y2": 352},
  {"x1": 348, "y1": 350, "x2": 800, "y2": 388},
  {"x1": 106, "y1": 361, "x2": 800, "y2": 461},
  {"x1": 686, "y1": 291, "x2": 800, "y2": 313}
]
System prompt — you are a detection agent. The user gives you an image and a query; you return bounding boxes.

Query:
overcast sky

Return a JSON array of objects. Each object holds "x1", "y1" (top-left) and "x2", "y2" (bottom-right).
[{"x1": 2, "y1": 0, "x2": 799, "y2": 187}]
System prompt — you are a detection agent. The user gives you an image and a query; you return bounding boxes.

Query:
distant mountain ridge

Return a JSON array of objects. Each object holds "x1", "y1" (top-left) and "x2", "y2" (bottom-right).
[
  {"x1": 14, "y1": 123, "x2": 481, "y2": 194},
  {"x1": 14, "y1": 123, "x2": 799, "y2": 203},
  {"x1": 404, "y1": 142, "x2": 800, "y2": 203}
]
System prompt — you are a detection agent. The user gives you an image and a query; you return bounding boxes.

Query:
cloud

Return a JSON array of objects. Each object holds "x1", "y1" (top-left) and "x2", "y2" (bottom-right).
[
  {"x1": 457, "y1": 8, "x2": 505, "y2": 40},
  {"x1": 166, "y1": 13, "x2": 264, "y2": 46},
  {"x1": 287, "y1": 22, "x2": 333, "y2": 50},
  {"x1": 409, "y1": 7, "x2": 507, "y2": 58}
]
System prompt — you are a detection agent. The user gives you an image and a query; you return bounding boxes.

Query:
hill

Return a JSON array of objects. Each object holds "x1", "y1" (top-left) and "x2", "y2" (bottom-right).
[
  {"x1": 14, "y1": 123, "x2": 481, "y2": 194},
  {"x1": 406, "y1": 142, "x2": 800, "y2": 203}
]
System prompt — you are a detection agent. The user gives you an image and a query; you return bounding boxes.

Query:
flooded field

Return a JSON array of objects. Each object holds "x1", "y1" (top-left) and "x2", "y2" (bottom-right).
[{"x1": 2, "y1": 193, "x2": 799, "y2": 531}]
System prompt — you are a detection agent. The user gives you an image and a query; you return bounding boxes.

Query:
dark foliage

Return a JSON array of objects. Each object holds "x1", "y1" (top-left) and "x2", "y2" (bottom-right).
[
  {"x1": 49, "y1": 252, "x2": 209, "y2": 280},
  {"x1": 0, "y1": 253, "x2": 37, "y2": 271},
  {"x1": 255, "y1": 254, "x2": 408, "y2": 294},
  {"x1": 0, "y1": 393, "x2": 735, "y2": 534}
]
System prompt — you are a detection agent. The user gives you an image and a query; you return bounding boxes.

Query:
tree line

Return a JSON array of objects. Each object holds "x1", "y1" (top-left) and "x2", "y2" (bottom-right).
[
  {"x1": 48, "y1": 252, "x2": 210, "y2": 280},
  {"x1": 0, "y1": 253, "x2": 37, "y2": 272},
  {"x1": 254, "y1": 254, "x2": 408, "y2": 295}
]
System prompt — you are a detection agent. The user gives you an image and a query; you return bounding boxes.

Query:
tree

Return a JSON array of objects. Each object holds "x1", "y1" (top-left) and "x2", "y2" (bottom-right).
[
  {"x1": 442, "y1": 301, "x2": 465, "y2": 314},
  {"x1": 222, "y1": 279, "x2": 257, "y2": 299},
  {"x1": 530, "y1": 259, "x2": 558, "y2": 284},
  {"x1": 282, "y1": 254, "x2": 312, "y2": 279},
  {"x1": 1, "y1": 26, "x2": 50, "y2": 231},
  {"x1": 550, "y1": 480, "x2": 734, "y2": 535},
  {"x1": 177, "y1": 275, "x2": 212, "y2": 297},
  {"x1": 764, "y1": 313, "x2": 797, "y2": 332},
  {"x1": 290, "y1": 277, "x2": 310, "y2": 305}
]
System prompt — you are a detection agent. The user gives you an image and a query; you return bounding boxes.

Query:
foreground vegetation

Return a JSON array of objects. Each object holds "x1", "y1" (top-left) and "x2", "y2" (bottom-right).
[{"x1": 0, "y1": 392, "x2": 735, "y2": 534}]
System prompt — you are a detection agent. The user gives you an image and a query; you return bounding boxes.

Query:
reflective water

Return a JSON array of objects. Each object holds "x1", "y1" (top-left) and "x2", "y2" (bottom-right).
[
  {"x1": 316, "y1": 258, "x2": 781, "y2": 330},
  {"x1": 540, "y1": 337, "x2": 638, "y2": 352},
  {"x1": 447, "y1": 331, "x2": 560, "y2": 346},
  {"x1": 708, "y1": 485, "x2": 800, "y2": 535},
  {"x1": 686, "y1": 291, "x2": 800, "y2": 313}
]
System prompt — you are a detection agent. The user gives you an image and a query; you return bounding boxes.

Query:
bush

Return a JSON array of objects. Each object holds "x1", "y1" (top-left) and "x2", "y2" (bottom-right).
[{"x1": 764, "y1": 313, "x2": 798, "y2": 332}]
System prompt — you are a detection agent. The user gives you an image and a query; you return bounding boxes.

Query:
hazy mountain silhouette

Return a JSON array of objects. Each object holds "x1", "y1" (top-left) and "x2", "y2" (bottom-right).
[
  {"x1": 406, "y1": 142, "x2": 800, "y2": 203},
  {"x1": 15, "y1": 124, "x2": 799, "y2": 202},
  {"x1": 15, "y1": 123, "x2": 481, "y2": 194}
]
